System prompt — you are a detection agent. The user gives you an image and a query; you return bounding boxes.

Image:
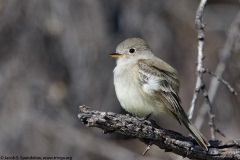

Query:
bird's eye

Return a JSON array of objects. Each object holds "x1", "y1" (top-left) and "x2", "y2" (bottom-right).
[{"x1": 129, "y1": 48, "x2": 135, "y2": 53}]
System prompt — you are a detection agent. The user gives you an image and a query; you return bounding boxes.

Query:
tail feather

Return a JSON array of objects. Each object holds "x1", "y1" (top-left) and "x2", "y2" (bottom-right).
[{"x1": 180, "y1": 114, "x2": 210, "y2": 150}]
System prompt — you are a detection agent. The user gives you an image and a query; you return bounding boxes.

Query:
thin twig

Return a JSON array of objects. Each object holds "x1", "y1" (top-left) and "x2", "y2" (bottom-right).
[
  {"x1": 142, "y1": 144, "x2": 152, "y2": 156},
  {"x1": 205, "y1": 69, "x2": 237, "y2": 96},
  {"x1": 201, "y1": 84, "x2": 216, "y2": 139}
]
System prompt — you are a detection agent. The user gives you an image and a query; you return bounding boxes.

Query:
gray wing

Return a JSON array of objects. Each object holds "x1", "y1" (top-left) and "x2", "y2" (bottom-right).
[
  {"x1": 137, "y1": 59, "x2": 210, "y2": 150},
  {"x1": 137, "y1": 59, "x2": 182, "y2": 123}
]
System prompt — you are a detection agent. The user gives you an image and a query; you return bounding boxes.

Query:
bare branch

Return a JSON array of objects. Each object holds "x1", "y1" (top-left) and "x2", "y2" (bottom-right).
[
  {"x1": 188, "y1": 0, "x2": 218, "y2": 140},
  {"x1": 188, "y1": 0, "x2": 207, "y2": 120},
  {"x1": 194, "y1": 10, "x2": 240, "y2": 132},
  {"x1": 78, "y1": 105, "x2": 240, "y2": 160}
]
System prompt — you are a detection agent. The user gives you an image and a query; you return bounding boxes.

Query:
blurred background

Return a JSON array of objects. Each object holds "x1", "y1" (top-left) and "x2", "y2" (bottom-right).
[{"x1": 0, "y1": 0, "x2": 239, "y2": 159}]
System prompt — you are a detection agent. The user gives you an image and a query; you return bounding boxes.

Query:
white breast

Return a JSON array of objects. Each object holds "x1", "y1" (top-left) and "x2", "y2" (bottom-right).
[{"x1": 113, "y1": 60, "x2": 155, "y2": 116}]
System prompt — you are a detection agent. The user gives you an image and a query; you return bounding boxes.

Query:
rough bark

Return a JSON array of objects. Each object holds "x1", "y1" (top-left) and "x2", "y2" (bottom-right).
[{"x1": 78, "y1": 105, "x2": 240, "y2": 160}]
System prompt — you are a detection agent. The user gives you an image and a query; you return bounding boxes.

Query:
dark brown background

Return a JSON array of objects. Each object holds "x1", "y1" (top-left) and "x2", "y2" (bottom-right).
[{"x1": 0, "y1": 0, "x2": 239, "y2": 159}]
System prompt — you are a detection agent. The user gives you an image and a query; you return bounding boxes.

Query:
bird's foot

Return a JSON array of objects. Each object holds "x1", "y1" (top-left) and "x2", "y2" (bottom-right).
[{"x1": 136, "y1": 113, "x2": 152, "y2": 121}]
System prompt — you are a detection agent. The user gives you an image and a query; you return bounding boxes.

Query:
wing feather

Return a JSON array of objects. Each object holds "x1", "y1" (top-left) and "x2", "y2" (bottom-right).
[{"x1": 137, "y1": 58, "x2": 182, "y2": 123}]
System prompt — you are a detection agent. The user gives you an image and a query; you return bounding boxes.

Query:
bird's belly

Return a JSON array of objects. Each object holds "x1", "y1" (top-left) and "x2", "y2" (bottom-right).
[{"x1": 114, "y1": 71, "x2": 155, "y2": 116}]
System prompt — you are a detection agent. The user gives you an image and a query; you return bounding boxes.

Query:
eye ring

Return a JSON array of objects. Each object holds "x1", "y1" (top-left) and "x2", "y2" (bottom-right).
[{"x1": 129, "y1": 48, "x2": 135, "y2": 53}]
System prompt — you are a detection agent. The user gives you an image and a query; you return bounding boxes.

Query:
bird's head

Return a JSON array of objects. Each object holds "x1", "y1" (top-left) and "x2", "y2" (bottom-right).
[{"x1": 109, "y1": 38, "x2": 152, "y2": 59}]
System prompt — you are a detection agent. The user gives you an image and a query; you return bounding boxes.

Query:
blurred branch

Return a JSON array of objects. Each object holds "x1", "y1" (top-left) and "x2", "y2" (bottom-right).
[{"x1": 78, "y1": 105, "x2": 240, "y2": 160}]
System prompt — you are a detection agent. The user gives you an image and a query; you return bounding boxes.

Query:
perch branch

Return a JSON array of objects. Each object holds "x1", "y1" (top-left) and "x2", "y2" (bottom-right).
[{"x1": 78, "y1": 105, "x2": 240, "y2": 160}]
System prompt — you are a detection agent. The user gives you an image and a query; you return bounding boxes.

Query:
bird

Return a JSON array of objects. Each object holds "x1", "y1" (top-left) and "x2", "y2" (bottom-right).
[{"x1": 109, "y1": 37, "x2": 210, "y2": 150}]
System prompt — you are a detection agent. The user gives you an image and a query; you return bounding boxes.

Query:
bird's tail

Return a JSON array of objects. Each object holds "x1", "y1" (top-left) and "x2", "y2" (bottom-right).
[{"x1": 180, "y1": 113, "x2": 210, "y2": 150}]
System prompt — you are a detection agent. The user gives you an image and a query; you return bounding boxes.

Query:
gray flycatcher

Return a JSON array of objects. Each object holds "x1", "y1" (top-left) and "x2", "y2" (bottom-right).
[{"x1": 110, "y1": 38, "x2": 210, "y2": 150}]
